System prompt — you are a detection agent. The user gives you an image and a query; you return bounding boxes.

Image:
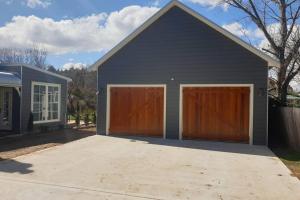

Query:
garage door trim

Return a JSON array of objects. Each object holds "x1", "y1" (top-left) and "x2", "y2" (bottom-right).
[
  {"x1": 106, "y1": 84, "x2": 167, "y2": 138},
  {"x1": 179, "y1": 84, "x2": 254, "y2": 144}
]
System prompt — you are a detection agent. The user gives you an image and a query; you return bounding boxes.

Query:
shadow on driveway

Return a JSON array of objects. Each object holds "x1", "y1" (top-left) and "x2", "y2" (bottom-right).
[
  {"x1": 0, "y1": 159, "x2": 33, "y2": 174},
  {"x1": 110, "y1": 136, "x2": 275, "y2": 157},
  {"x1": 0, "y1": 128, "x2": 95, "y2": 153},
  {"x1": 0, "y1": 128, "x2": 96, "y2": 162}
]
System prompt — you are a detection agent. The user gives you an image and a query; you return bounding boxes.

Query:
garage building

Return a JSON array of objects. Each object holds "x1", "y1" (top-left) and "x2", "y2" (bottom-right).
[{"x1": 91, "y1": 0, "x2": 279, "y2": 145}]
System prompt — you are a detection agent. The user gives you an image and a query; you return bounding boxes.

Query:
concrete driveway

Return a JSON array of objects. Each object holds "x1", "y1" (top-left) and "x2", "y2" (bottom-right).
[{"x1": 0, "y1": 135, "x2": 300, "y2": 200}]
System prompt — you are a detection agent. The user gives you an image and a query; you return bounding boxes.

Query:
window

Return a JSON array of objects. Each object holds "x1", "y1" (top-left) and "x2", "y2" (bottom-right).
[{"x1": 31, "y1": 82, "x2": 61, "y2": 123}]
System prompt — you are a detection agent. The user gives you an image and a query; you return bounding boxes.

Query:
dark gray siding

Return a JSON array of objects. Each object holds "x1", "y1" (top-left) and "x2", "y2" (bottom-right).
[
  {"x1": 21, "y1": 66, "x2": 68, "y2": 131},
  {"x1": 12, "y1": 88, "x2": 20, "y2": 132},
  {"x1": 97, "y1": 6, "x2": 268, "y2": 145}
]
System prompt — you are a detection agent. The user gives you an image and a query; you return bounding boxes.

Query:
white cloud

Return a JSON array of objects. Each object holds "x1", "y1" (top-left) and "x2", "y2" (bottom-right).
[
  {"x1": 152, "y1": 0, "x2": 161, "y2": 6},
  {"x1": 26, "y1": 0, "x2": 51, "y2": 8},
  {"x1": 5, "y1": 0, "x2": 13, "y2": 5},
  {"x1": 222, "y1": 22, "x2": 266, "y2": 47},
  {"x1": 188, "y1": 0, "x2": 228, "y2": 10},
  {"x1": 62, "y1": 62, "x2": 87, "y2": 70},
  {"x1": 222, "y1": 22, "x2": 251, "y2": 37},
  {"x1": 0, "y1": 5, "x2": 159, "y2": 54}
]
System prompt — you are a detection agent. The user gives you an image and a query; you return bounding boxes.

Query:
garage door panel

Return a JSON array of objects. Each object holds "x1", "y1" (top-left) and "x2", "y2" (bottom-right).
[
  {"x1": 109, "y1": 87, "x2": 164, "y2": 137},
  {"x1": 182, "y1": 87, "x2": 250, "y2": 143}
]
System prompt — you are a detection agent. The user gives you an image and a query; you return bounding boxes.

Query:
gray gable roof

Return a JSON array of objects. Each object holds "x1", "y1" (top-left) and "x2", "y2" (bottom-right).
[
  {"x1": 0, "y1": 71, "x2": 21, "y2": 87},
  {"x1": 0, "y1": 64, "x2": 72, "y2": 82}
]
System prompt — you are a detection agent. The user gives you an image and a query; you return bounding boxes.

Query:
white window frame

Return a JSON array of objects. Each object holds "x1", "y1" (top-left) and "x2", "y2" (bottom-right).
[{"x1": 31, "y1": 81, "x2": 61, "y2": 124}]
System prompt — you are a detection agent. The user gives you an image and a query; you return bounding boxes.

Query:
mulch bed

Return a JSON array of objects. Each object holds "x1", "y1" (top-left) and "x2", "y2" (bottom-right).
[{"x1": 0, "y1": 128, "x2": 95, "y2": 160}]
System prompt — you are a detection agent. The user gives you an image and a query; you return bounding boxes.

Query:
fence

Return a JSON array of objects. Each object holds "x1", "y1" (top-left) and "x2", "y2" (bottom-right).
[{"x1": 269, "y1": 106, "x2": 300, "y2": 151}]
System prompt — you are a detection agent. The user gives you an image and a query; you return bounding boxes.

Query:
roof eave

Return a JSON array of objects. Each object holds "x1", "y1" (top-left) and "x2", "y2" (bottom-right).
[
  {"x1": 21, "y1": 64, "x2": 73, "y2": 82},
  {"x1": 0, "y1": 63, "x2": 72, "y2": 82}
]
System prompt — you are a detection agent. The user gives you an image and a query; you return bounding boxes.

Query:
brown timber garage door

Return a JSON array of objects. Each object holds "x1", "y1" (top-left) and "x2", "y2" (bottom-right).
[
  {"x1": 182, "y1": 87, "x2": 250, "y2": 143},
  {"x1": 109, "y1": 87, "x2": 164, "y2": 137}
]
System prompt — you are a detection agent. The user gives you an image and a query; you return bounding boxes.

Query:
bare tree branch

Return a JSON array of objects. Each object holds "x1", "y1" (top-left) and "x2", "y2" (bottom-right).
[
  {"x1": 225, "y1": 0, "x2": 300, "y2": 105},
  {"x1": 225, "y1": 0, "x2": 279, "y2": 52},
  {"x1": 0, "y1": 46, "x2": 47, "y2": 69}
]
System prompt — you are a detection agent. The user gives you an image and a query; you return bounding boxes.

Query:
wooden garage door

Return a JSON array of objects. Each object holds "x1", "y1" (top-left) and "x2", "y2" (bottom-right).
[
  {"x1": 109, "y1": 87, "x2": 164, "y2": 137},
  {"x1": 182, "y1": 87, "x2": 250, "y2": 143}
]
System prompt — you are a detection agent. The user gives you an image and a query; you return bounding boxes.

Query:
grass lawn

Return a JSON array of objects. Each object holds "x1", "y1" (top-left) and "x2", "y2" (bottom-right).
[
  {"x1": 0, "y1": 128, "x2": 95, "y2": 160},
  {"x1": 272, "y1": 148, "x2": 300, "y2": 180}
]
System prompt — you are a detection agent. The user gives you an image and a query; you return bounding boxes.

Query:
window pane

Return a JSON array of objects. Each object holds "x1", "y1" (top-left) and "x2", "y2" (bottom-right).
[
  {"x1": 48, "y1": 94, "x2": 53, "y2": 103},
  {"x1": 34, "y1": 94, "x2": 39, "y2": 102},
  {"x1": 48, "y1": 86, "x2": 53, "y2": 93},
  {"x1": 40, "y1": 86, "x2": 46, "y2": 94},
  {"x1": 33, "y1": 103, "x2": 40, "y2": 112},
  {"x1": 52, "y1": 103, "x2": 58, "y2": 112},
  {"x1": 54, "y1": 94, "x2": 58, "y2": 102},
  {"x1": 53, "y1": 112, "x2": 58, "y2": 120},
  {"x1": 33, "y1": 113, "x2": 39, "y2": 121},
  {"x1": 34, "y1": 85, "x2": 39, "y2": 93}
]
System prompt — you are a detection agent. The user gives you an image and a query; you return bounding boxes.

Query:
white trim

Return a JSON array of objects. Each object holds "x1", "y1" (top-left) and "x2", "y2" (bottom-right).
[
  {"x1": 179, "y1": 84, "x2": 254, "y2": 145},
  {"x1": 31, "y1": 81, "x2": 61, "y2": 124},
  {"x1": 106, "y1": 84, "x2": 167, "y2": 138},
  {"x1": 0, "y1": 84, "x2": 21, "y2": 87},
  {"x1": 90, "y1": 0, "x2": 279, "y2": 70},
  {"x1": 0, "y1": 64, "x2": 72, "y2": 82}
]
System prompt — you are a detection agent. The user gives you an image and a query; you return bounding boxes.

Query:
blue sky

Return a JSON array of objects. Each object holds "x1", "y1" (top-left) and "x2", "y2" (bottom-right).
[{"x1": 0, "y1": 0, "x2": 264, "y2": 70}]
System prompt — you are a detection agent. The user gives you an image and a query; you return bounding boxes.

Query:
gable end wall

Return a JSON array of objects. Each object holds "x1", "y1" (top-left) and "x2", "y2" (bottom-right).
[
  {"x1": 97, "y1": 7, "x2": 268, "y2": 145},
  {"x1": 21, "y1": 67, "x2": 68, "y2": 131}
]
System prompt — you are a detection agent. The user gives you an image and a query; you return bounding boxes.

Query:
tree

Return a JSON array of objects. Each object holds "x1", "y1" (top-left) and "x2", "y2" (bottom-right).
[
  {"x1": 84, "y1": 113, "x2": 89, "y2": 126},
  {"x1": 0, "y1": 46, "x2": 48, "y2": 69},
  {"x1": 59, "y1": 67, "x2": 97, "y2": 118},
  {"x1": 224, "y1": 0, "x2": 300, "y2": 106},
  {"x1": 92, "y1": 112, "x2": 96, "y2": 125},
  {"x1": 47, "y1": 65, "x2": 57, "y2": 72}
]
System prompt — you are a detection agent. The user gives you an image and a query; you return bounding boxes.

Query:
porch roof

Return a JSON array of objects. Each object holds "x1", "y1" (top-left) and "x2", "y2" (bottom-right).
[{"x1": 0, "y1": 71, "x2": 21, "y2": 87}]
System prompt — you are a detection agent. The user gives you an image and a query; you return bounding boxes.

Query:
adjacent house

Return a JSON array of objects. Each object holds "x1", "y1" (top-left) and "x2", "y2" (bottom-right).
[
  {"x1": 91, "y1": 0, "x2": 280, "y2": 145},
  {"x1": 0, "y1": 64, "x2": 71, "y2": 135}
]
